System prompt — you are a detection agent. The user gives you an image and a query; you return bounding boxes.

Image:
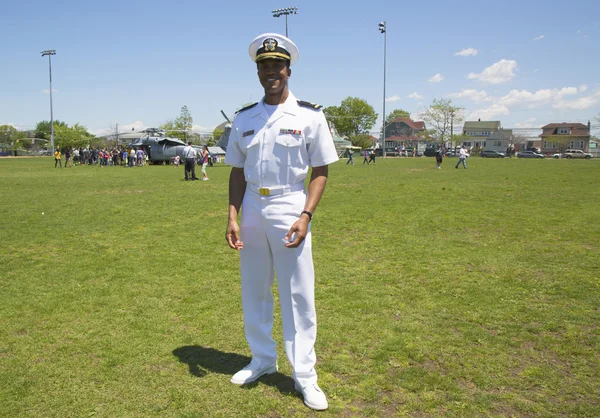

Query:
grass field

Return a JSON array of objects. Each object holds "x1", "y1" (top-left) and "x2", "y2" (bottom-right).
[{"x1": 1, "y1": 156, "x2": 599, "y2": 417}]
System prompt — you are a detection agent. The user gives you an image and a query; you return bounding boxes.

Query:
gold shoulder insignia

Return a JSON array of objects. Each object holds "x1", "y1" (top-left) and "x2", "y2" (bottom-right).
[
  {"x1": 235, "y1": 102, "x2": 258, "y2": 114},
  {"x1": 297, "y1": 100, "x2": 323, "y2": 110}
]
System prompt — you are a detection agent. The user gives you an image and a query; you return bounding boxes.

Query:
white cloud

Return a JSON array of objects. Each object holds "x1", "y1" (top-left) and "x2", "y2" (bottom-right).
[
  {"x1": 514, "y1": 117, "x2": 539, "y2": 128},
  {"x1": 407, "y1": 92, "x2": 423, "y2": 99},
  {"x1": 122, "y1": 121, "x2": 147, "y2": 131},
  {"x1": 553, "y1": 91, "x2": 600, "y2": 110},
  {"x1": 42, "y1": 89, "x2": 58, "y2": 94},
  {"x1": 385, "y1": 95, "x2": 401, "y2": 103},
  {"x1": 534, "y1": 34, "x2": 544, "y2": 41},
  {"x1": 468, "y1": 104, "x2": 510, "y2": 120},
  {"x1": 467, "y1": 59, "x2": 517, "y2": 84},
  {"x1": 579, "y1": 84, "x2": 589, "y2": 92},
  {"x1": 448, "y1": 89, "x2": 489, "y2": 103},
  {"x1": 498, "y1": 87, "x2": 579, "y2": 107},
  {"x1": 90, "y1": 121, "x2": 147, "y2": 136},
  {"x1": 455, "y1": 48, "x2": 478, "y2": 57},
  {"x1": 191, "y1": 124, "x2": 211, "y2": 132},
  {"x1": 428, "y1": 73, "x2": 444, "y2": 83}
]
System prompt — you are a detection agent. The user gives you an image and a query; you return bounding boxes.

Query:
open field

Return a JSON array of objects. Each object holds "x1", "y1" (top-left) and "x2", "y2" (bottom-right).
[{"x1": 1, "y1": 156, "x2": 599, "y2": 417}]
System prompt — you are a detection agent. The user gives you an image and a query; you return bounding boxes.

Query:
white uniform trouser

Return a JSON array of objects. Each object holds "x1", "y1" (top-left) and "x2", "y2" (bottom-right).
[{"x1": 240, "y1": 187, "x2": 318, "y2": 386}]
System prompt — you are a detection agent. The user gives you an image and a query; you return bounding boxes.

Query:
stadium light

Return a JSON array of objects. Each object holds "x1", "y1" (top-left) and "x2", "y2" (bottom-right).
[
  {"x1": 378, "y1": 22, "x2": 386, "y2": 158},
  {"x1": 272, "y1": 7, "x2": 298, "y2": 37}
]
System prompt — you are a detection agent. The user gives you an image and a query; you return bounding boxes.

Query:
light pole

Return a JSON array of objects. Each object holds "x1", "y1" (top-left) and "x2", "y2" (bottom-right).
[
  {"x1": 41, "y1": 49, "x2": 56, "y2": 154},
  {"x1": 379, "y1": 21, "x2": 386, "y2": 158},
  {"x1": 272, "y1": 7, "x2": 298, "y2": 37},
  {"x1": 450, "y1": 110, "x2": 455, "y2": 150}
]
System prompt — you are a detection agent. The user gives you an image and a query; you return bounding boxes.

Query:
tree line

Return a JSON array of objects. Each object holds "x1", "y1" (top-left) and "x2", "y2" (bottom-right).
[{"x1": 323, "y1": 97, "x2": 466, "y2": 149}]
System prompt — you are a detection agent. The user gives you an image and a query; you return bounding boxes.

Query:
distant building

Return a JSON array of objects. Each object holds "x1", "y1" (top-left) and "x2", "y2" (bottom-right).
[
  {"x1": 539, "y1": 122, "x2": 591, "y2": 153},
  {"x1": 462, "y1": 120, "x2": 512, "y2": 151},
  {"x1": 383, "y1": 117, "x2": 427, "y2": 154}
]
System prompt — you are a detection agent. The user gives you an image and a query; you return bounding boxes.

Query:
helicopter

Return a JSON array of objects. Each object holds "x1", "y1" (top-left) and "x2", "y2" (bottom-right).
[{"x1": 127, "y1": 128, "x2": 216, "y2": 164}]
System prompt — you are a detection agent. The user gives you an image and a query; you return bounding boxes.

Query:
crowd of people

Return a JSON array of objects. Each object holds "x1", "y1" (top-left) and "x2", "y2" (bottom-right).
[{"x1": 53, "y1": 147, "x2": 148, "y2": 168}]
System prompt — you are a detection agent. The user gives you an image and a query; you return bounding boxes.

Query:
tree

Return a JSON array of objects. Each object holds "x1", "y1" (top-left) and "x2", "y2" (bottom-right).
[
  {"x1": 34, "y1": 120, "x2": 68, "y2": 140},
  {"x1": 544, "y1": 135, "x2": 572, "y2": 154},
  {"x1": 419, "y1": 98, "x2": 464, "y2": 143},
  {"x1": 161, "y1": 105, "x2": 194, "y2": 141},
  {"x1": 511, "y1": 132, "x2": 530, "y2": 151},
  {"x1": 0, "y1": 125, "x2": 18, "y2": 142},
  {"x1": 324, "y1": 97, "x2": 378, "y2": 138},
  {"x1": 213, "y1": 126, "x2": 224, "y2": 143},
  {"x1": 386, "y1": 109, "x2": 411, "y2": 122},
  {"x1": 349, "y1": 134, "x2": 373, "y2": 149},
  {"x1": 53, "y1": 123, "x2": 93, "y2": 149}
]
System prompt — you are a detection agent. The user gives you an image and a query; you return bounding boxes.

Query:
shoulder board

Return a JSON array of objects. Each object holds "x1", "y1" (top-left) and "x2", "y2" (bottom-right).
[
  {"x1": 297, "y1": 100, "x2": 323, "y2": 110},
  {"x1": 235, "y1": 102, "x2": 258, "y2": 114}
]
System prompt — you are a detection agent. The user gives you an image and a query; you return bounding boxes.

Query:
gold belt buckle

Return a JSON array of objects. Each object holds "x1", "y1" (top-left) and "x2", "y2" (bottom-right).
[{"x1": 258, "y1": 187, "x2": 270, "y2": 196}]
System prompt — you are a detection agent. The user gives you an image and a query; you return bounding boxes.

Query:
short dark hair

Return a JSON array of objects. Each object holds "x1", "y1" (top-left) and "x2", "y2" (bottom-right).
[{"x1": 187, "y1": 141, "x2": 192, "y2": 145}]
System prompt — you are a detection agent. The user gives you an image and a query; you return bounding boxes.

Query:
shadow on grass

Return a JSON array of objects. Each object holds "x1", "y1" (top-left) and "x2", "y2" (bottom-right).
[{"x1": 172, "y1": 345, "x2": 297, "y2": 396}]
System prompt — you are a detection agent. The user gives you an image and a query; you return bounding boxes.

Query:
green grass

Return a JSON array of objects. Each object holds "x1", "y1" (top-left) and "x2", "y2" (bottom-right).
[{"x1": 1, "y1": 156, "x2": 599, "y2": 417}]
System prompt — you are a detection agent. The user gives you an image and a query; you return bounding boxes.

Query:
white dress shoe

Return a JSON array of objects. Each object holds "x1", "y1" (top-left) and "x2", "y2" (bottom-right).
[
  {"x1": 295, "y1": 382, "x2": 328, "y2": 410},
  {"x1": 230, "y1": 362, "x2": 278, "y2": 385}
]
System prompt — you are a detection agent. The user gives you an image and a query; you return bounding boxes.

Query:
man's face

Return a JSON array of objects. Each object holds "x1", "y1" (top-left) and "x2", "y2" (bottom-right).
[{"x1": 257, "y1": 59, "x2": 290, "y2": 94}]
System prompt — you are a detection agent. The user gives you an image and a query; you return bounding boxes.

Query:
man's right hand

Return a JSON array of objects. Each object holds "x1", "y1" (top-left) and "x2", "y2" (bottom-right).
[{"x1": 226, "y1": 220, "x2": 244, "y2": 250}]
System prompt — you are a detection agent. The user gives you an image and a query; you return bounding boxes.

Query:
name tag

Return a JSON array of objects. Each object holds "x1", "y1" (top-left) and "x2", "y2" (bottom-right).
[
  {"x1": 243, "y1": 130, "x2": 254, "y2": 137},
  {"x1": 280, "y1": 129, "x2": 302, "y2": 135}
]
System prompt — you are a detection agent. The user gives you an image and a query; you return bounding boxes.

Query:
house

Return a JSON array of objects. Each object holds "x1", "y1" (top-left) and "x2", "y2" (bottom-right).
[
  {"x1": 539, "y1": 122, "x2": 591, "y2": 154},
  {"x1": 462, "y1": 120, "x2": 512, "y2": 152},
  {"x1": 383, "y1": 117, "x2": 427, "y2": 154}
]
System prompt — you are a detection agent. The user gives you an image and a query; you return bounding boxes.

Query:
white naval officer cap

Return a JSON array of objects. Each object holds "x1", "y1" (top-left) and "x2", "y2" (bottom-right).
[{"x1": 249, "y1": 33, "x2": 299, "y2": 66}]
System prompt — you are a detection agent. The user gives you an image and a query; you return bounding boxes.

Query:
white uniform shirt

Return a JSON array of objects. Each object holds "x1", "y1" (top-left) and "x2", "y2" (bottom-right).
[
  {"x1": 183, "y1": 145, "x2": 197, "y2": 159},
  {"x1": 225, "y1": 92, "x2": 339, "y2": 188},
  {"x1": 459, "y1": 148, "x2": 469, "y2": 159}
]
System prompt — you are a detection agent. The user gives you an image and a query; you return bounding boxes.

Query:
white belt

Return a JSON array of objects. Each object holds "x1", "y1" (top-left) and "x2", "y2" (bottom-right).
[{"x1": 247, "y1": 182, "x2": 304, "y2": 197}]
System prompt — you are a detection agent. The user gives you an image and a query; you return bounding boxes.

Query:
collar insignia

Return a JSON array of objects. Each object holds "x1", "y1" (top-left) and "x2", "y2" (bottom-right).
[{"x1": 242, "y1": 130, "x2": 254, "y2": 137}]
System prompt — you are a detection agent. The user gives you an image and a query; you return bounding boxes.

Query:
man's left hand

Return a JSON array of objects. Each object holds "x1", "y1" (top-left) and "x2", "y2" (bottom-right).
[{"x1": 284, "y1": 217, "x2": 310, "y2": 248}]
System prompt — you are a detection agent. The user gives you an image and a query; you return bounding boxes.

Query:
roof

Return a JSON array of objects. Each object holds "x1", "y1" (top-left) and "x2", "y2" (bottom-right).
[
  {"x1": 333, "y1": 136, "x2": 351, "y2": 145},
  {"x1": 389, "y1": 117, "x2": 426, "y2": 130},
  {"x1": 385, "y1": 135, "x2": 424, "y2": 142},
  {"x1": 542, "y1": 122, "x2": 588, "y2": 129},
  {"x1": 463, "y1": 121, "x2": 501, "y2": 130},
  {"x1": 540, "y1": 122, "x2": 590, "y2": 137}
]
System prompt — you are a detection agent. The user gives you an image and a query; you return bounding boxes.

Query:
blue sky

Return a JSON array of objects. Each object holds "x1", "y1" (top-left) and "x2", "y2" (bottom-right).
[{"x1": 1, "y1": 0, "x2": 599, "y2": 136}]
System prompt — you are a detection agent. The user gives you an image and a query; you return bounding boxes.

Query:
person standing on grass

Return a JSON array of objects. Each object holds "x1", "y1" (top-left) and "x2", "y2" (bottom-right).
[
  {"x1": 455, "y1": 144, "x2": 469, "y2": 169},
  {"x1": 368, "y1": 149, "x2": 376, "y2": 164},
  {"x1": 201, "y1": 145, "x2": 210, "y2": 180},
  {"x1": 363, "y1": 150, "x2": 369, "y2": 164},
  {"x1": 54, "y1": 148, "x2": 62, "y2": 168},
  {"x1": 346, "y1": 149, "x2": 354, "y2": 165},
  {"x1": 64, "y1": 148, "x2": 72, "y2": 168},
  {"x1": 435, "y1": 145, "x2": 444, "y2": 169},
  {"x1": 129, "y1": 148, "x2": 136, "y2": 167},
  {"x1": 182, "y1": 141, "x2": 198, "y2": 180},
  {"x1": 225, "y1": 33, "x2": 338, "y2": 411}
]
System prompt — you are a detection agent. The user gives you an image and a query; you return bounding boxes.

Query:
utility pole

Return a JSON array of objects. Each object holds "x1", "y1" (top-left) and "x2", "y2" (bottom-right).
[
  {"x1": 378, "y1": 21, "x2": 387, "y2": 158},
  {"x1": 116, "y1": 123, "x2": 119, "y2": 147},
  {"x1": 41, "y1": 50, "x2": 56, "y2": 154}
]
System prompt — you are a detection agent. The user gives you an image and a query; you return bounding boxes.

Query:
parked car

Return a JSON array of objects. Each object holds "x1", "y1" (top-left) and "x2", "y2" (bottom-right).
[
  {"x1": 480, "y1": 150, "x2": 506, "y2": 158},
  {"x1": 552, "y1": 152, "x2": 563, "y2": 159},
  {"x1": 517, "y1": 150, "x2": 545, "y2": 159},
  {"x1": 563, "y1": 149, "x2": 593, "y2": 159}
]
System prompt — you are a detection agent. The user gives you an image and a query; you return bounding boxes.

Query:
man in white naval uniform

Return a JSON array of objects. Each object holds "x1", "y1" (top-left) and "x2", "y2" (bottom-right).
[{"x1": 225, "y1": 33, "x2": 338, "y2": 411}]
